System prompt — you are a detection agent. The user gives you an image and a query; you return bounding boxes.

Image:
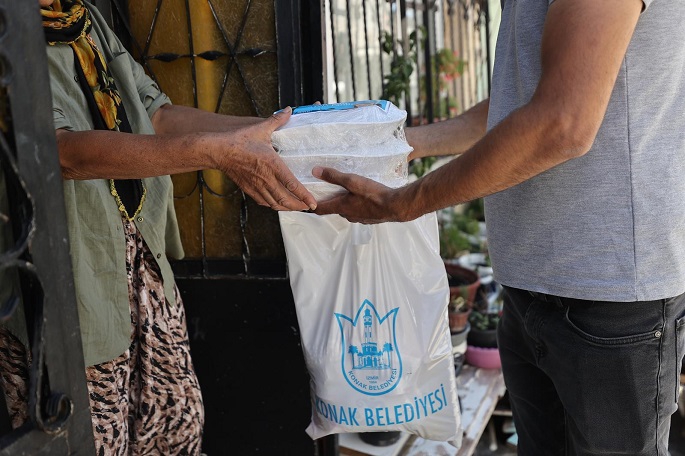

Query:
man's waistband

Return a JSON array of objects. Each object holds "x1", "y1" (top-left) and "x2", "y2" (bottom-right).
[{"x1": 505, "y1": 286, "x2": 594, "y2": 306}]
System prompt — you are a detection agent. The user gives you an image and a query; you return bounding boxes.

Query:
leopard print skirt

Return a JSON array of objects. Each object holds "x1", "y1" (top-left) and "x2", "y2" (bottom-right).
[
  {"x1": 0, "y1": 329, "x2": 30, "y2": 430},
  {"x1": 0, "y1": 217, "x2": 204, "y2": 455}
]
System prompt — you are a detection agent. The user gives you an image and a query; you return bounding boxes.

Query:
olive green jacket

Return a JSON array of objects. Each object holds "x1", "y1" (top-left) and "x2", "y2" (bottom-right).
[{"x1": 46, "y1": 3, "x2": 184, "y2": 366}]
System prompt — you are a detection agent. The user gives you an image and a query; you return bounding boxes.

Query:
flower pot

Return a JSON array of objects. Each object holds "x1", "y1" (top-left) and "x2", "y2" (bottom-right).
[
  {"x1": 450, "y1": 322, "x2": 470, "y2": 347},
  {"x1": 465, "y1": 345, "x2": 501, "y2": 369},
  {"x1": 448, "y1": 304, "x2": 471, "y2": 333},
  {"x1": 445, "y1": 263, "x2": 481, "y2": 306},
  {"x1": 359, "y1": 431, "x2": 402, "y2": 447},
  {"x1": 467, "y1": 328, "x2": 498, "y2": 348},
  {"x1": 467, "y1": 311, "x2": 500, "y2": 348}
]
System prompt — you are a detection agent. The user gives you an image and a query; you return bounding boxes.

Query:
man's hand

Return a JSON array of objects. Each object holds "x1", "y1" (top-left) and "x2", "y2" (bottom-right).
[
  {"x1": 217, "y1": 107, "x2": 317, "y2": 212},
  {"x1": 312, "y1": 167, "x2": 409, "y2": 224}
]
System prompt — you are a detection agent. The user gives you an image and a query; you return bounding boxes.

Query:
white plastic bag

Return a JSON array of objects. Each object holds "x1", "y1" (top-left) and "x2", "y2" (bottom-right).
[
  {"x1": 279, "y1": 212, "x2": 462, "y2": 445},
  {"x1": 275, "y1": 100, "x2": 462, "y2": 445}
]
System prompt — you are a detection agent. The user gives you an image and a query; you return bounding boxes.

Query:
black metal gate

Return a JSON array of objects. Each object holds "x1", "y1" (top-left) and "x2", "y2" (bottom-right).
[{"x1": 0, "y1": 1, "x2": 95, "y2": 454}]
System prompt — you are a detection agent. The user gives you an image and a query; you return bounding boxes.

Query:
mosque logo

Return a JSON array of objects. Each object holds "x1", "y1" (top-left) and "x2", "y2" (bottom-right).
[{"x1": 335, "y1": 299, "x2": 402, "y2": 396}]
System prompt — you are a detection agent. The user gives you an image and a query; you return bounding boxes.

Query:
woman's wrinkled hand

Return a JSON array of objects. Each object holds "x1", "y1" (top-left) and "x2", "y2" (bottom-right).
[{"x1": 216, "y1": 107, "x2": 317, "y2": 212}]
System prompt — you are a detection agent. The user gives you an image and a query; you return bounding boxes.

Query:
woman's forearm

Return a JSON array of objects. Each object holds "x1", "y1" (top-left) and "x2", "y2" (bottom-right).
[{"x1": 151, "y1": 104, "x2": 263, "y2": 136}]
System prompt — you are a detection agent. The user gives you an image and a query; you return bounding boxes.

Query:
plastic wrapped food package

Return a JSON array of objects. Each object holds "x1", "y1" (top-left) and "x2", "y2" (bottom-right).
[{"x1": 272, "y1": 100, "x2": 413, "y2": 198}]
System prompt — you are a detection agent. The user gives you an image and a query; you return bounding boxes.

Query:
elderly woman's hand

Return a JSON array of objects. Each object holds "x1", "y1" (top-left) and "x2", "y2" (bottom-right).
[{"x1": 216, "y1": 107, "x2": 317, "y2": 212}]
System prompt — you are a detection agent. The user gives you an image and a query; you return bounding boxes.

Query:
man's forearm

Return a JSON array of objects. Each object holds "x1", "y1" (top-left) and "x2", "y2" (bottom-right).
[
  {"x1": 400, "y1": 99, "x2": 590, "y2": 220},
  {"x1": 406, "y1": 98, "x2": 489, "y2": 160}
]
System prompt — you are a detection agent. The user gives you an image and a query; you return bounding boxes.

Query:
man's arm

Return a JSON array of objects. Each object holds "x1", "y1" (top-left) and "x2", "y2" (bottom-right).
[
  {"x1": 314, "y1": 0, "x2": 643, "y2": 223},
  {"x1": 56, "y1": 107, "x2": 317, "y2": 211},
  {"x1": 406, "y1": 98, "x2": 489, "y2": 161}
]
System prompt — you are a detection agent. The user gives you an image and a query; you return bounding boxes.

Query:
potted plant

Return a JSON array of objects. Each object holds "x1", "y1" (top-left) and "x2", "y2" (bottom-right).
[
  {"x1": 419, "y1": 48, "x2": 467, "y2": 122},
  {"x1": 439, "y1": 207, "x2": 485, "y2": 259},
  {"x1": 465, "y1": 310, "x2": 502, "y2": 369},
  {"x1": 448, "y1": 295, "x2": 471, "y2": 334},
  {"x1": 467, "y1": 310, "x2": 500, "y2": 348},
  {"x1": 445, "y1": 264, "x2": 483, "y2": 354},
  {"x1": 445, "y1": 262, "x2": 482, "y2": 307}
]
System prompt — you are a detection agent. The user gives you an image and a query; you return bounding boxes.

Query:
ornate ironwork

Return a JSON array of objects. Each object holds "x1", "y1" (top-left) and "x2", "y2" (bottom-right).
[
  {"x1": 92, "y1": 3, "x2": 326, "y2": 275},
  {"x1": 0, "y1": 0, "x2": 95, "y2": 453},
  {"x1": 96, "y1": 0, "x2": 324, "y2": 280}
]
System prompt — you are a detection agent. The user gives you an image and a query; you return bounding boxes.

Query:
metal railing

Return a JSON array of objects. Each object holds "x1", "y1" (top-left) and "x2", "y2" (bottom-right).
[{"x1": 323, "y1": 0, "x2": 498, "y2": 124}]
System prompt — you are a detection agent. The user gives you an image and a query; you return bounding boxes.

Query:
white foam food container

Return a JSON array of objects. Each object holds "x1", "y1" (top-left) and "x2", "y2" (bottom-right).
[{"x1": 272, "y1": 100, "x2": 413, "y2": 198}]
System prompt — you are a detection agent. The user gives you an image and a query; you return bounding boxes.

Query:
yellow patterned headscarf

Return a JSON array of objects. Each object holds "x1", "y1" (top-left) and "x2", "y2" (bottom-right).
[{"x1": 42, "y1": 0, "x2": 125, "y2": 131}]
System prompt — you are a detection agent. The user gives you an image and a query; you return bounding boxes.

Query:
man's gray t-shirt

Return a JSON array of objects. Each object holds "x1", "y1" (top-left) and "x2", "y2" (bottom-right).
[{"x1": 484, "y1": 0, "x2": 685, "y2": 301}]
